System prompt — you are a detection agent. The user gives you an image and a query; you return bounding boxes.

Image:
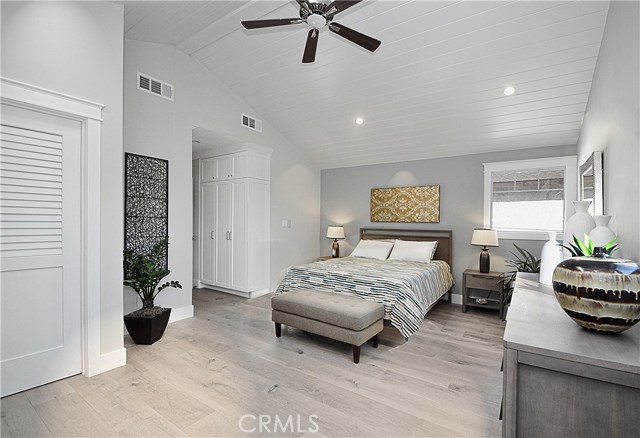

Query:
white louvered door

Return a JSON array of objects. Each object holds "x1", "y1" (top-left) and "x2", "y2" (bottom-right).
[{"x1": 0, "y1": 104, "x2": 83, "y2": 397}]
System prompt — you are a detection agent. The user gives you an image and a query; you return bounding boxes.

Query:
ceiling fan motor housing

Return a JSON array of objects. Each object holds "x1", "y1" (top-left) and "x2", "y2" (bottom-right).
[{"x1": 300, "y1": 0, "x2": 334, "y2": 23}]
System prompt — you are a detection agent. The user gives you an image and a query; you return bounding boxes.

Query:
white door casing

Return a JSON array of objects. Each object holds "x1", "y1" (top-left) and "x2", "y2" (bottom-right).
[{"x1": 0, "y1": 77, "x2": 105, "y2": 394}]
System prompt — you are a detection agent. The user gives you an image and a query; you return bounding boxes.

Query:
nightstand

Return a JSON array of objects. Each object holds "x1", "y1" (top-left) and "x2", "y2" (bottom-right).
[{"x1": 462, "y1": 269, "x2": 505, "y2": 318}]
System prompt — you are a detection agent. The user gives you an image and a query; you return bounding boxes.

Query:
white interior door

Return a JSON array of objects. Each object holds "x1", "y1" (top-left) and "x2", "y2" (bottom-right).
[{"x1": 1, "y1": 104, "x2": 83, "y2": 397}]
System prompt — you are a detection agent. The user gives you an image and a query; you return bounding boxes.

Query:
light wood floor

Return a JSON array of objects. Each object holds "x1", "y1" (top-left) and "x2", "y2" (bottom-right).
[{"x1": 1, "y1": 289, "x2": 506, "y2": 437}]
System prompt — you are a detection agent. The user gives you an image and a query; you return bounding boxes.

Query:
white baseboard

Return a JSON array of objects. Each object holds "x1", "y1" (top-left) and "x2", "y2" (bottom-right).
[
  {"x1": 451, "y1": 293, "x2": 462, "y2": 305},
  {"x1": 249, "y1": 288, "x2": 271, "y2": 298},
  {"x1": 100, "y1": 348, "x2": 126, "y2": 373},
  {"x1": 198, "y1": 284, "x2": 271, "y2": 299},
  {"x1": 169, "y1": 304, "x2": 194, "y2": 323}
]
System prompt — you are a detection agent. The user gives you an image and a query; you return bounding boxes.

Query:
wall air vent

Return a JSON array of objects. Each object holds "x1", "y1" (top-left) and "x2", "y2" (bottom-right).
[
  {"x1": 137, "y1": 72, "x2": 173, "y2": 101},
  {"x1": 241, "y1": 113, "x2": 262, "y2": 132}
]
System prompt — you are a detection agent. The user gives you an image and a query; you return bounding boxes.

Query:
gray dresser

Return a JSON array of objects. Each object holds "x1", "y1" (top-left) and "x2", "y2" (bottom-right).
[{"x1": 502, "y1": 273, "x2": 640, "y2": 437}]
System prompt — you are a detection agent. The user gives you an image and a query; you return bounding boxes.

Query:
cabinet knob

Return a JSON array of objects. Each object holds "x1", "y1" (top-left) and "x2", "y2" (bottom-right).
[{"x1": 210, "y1": 231, "x2": 215, "y2": 239}]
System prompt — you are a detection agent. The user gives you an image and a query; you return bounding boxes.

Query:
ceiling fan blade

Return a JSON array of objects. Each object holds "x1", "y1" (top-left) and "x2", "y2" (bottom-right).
[
  {"x1": 241, "y1": 18, "x2": 302, "y2": 29},
  {"x1": 328, "y1": 22, "x2": 381, "y2": 52},
  {"x1": 326, "y1": 0, "x2": 363, "y2": 16},
  {"x1": 296, "y1": 0, "x2": 312, "y2": 13},
  {"x1": 302, "y1": 29, "x2": 319, "y2": 63}
]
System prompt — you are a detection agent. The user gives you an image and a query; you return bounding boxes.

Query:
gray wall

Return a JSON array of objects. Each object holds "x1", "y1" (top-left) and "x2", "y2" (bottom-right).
[
  {"x1": 320, "y1": 145, "x2": 576, "y2": 300},
  {"x1": 1, "y1": 2, "x2": 126, "y2": 359},
  {"x1": 124, "y1": 39, "x2": 320, "y2": 313},
  {"x1": 577, "y1": 0, "x2": 640, "y2": 262}
]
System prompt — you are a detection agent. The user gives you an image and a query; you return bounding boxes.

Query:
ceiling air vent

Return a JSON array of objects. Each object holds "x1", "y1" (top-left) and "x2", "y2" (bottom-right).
[
  {"x1": 137, "y1": 72, "x2": 173, "y2": 101},
  {"x1": 241, "y1": 113, "x2": 262, "y2": 132}
]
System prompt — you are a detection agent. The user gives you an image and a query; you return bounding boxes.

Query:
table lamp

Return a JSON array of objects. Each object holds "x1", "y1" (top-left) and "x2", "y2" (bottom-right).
[
  {"x1": 471, "y1": 228, "x2": 499, "y2": 273},
  {"x1": 326, "y1": 225, "x2": 345, "y2": 258}
]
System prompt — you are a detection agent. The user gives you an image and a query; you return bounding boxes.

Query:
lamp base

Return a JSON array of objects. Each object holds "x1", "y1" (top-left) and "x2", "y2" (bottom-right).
[
  {"x1": 332, "y1": 240, "x2": 340, "y2": 258},
  {"x1": 479, "y1": 248, "x2": 490, "y2": 273}
]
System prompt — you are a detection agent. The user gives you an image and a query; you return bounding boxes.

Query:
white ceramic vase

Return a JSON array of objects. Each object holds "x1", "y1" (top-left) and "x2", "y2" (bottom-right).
[
  {"x1": 540, "y1": 231, "x2": 563, "y2": 285},
  {"x1": 562, "y1": 200, "x2": 595, "y2": 257},
  {"x1": 589, "y1": 215, "x2": 616, "y2": 247}
]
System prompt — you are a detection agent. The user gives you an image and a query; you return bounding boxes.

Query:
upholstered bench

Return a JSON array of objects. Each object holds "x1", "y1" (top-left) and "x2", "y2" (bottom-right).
[{"x1": 271, "y1": 289, "x2": 384, "y2": 363}]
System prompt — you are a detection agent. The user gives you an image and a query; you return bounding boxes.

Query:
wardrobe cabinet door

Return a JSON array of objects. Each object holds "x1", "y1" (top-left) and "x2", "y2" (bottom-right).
[
  {"x1": 200, "y1": 183, "x2": 216, "y2": 285},
  {"x1": 230, "y1": 181, "x2": 247, "y2": 291},
  {"x1": 215, "y1": 182, "x2": 231, "y2": 288}
]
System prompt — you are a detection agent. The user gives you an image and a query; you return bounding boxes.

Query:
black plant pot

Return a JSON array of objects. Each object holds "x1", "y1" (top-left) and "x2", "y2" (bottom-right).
[{"x1": 124, "y1": 307, "x2": 171, "y2": 345}]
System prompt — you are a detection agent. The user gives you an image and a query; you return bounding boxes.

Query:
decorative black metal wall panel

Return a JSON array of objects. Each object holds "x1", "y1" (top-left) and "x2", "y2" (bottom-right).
[{"x1": 124, "y1": 153, "x2": 169, "y2": 271}]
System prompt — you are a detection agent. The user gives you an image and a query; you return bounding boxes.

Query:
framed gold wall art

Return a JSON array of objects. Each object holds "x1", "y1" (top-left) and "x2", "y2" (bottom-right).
[{"x1": 370, "y1": 185, "x2": 440, "y2": 223}]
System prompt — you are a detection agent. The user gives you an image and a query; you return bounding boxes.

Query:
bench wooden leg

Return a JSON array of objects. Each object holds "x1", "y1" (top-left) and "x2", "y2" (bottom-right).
[
  {"x1": 274, "y1": 322, "x2": 281, "y2": 338},
  {"x1": 372, "y1": 334, "x2": 378, "y2": 348},
  {"x1": 352, "y1": 345, "x2": 360, "y2": 364}
]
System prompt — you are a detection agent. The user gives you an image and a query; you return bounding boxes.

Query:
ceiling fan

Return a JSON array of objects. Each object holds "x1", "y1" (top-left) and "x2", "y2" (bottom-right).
[{"x1": 241, "y1": 0, "x2": 381, "y2": 63}]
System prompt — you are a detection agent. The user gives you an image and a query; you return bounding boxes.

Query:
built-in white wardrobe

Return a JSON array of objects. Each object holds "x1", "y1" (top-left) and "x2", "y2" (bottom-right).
[{"x1": 196, "y1": 145, "x2": 271, "y2": 298}]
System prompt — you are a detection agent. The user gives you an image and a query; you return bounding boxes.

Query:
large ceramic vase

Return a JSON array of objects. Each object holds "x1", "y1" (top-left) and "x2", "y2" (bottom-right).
[
  {"x1": 589, "y1": 215, "x2": 616, "y2": 247},
  {"x1": 562, "y1": 200, "x2": 596, "y2": 257},
  {"x1": 552, "y1": 251, "x2": 640, "y2": 333},
  {"x1": 539, "y1": 231, "x2": 563, "y2": 285}
]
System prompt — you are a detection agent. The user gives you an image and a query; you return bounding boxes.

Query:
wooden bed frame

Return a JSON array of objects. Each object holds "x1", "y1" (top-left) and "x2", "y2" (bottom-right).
[
  {"x1": 360, "y1": 227, "x2": 452, "y2": 270},
  {"x1": 360, "y1": 227, "x2": 453, "y2": 307}
]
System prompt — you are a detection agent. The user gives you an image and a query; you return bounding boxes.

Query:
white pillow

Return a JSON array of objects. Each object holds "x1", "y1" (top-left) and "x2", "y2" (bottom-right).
[
  {"x1": 388, "y1": 240, "x2": 438, "y2": 263},
  {"x1": 349, "y1": 239, "x2": 395, "y2": 260}
]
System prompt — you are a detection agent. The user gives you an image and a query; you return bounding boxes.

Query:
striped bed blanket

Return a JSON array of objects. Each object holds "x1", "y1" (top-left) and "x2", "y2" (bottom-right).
[{"x1": 275, "y1": 257, "x2": 453, "y2": 338}]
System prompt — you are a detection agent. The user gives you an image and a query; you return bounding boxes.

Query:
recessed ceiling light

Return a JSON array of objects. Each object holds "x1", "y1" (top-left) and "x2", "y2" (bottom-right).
[
  {"x1": 503, "y1": 86, "x2": 515, "y2": 96},
  {"x1": 355, "y1": 117, "x2": 364, "y2": 125}
]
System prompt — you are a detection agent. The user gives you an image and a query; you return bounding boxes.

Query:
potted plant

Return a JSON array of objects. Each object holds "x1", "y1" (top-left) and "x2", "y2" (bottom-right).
[
  {"x1": 560, "y1": 234, "x2": 618, "y2": 257},
  {"x1": 123, "y1": 238, "x2": 182, "y2": 345},
  {"x1": 499, "y1": 244, "x2": 541, "y2": 317}
]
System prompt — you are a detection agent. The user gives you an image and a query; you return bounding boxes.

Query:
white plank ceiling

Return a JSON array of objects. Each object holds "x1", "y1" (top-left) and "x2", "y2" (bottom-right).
[{"x1": 122, "y1": 0, "x2": 610, "y2": 169}]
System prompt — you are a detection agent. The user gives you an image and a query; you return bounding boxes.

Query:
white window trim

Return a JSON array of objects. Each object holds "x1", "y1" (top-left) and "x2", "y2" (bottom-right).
[{"x1": 483, "y1": 156, "x2": 577, "y2": 241}]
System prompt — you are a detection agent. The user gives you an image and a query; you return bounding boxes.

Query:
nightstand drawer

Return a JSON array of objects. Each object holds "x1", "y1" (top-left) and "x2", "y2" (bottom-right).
[{"x1": 465, "y1": 273, "x2": 500, "y2": 291}]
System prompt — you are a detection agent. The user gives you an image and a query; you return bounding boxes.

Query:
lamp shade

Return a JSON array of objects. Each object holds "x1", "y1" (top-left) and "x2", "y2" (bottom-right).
[
  {"x1": 326, "y1": 225, "x2": 345, "y2": 239},
  {"x1": 471, "y1": 229, "x2": 499, "y2": 247}
]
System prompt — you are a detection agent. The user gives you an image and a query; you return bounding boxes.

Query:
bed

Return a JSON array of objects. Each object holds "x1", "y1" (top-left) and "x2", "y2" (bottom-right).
[{"x1": 275, "y1": 228, "x2": 453, "y2": 338}]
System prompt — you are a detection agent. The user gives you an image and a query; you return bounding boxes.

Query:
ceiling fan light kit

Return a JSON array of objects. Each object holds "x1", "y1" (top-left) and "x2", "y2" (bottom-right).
[
  {"x1": 240, "y1": 0, "x2": 381, "y2": 64},
  {"x1": 307, "y1": 14, "x2": 327, "y2": 29}
]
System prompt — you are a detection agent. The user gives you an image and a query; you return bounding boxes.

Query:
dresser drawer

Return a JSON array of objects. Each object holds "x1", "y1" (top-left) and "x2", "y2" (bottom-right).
[{"x1": 465, "y1": 273, "x2": 500, "y2": 291}]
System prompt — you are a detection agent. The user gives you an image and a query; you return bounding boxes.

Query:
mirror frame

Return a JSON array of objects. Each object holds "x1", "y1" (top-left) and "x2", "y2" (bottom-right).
[{"x1": 579, "y1": 151, "x2": 603, "y2": 216}]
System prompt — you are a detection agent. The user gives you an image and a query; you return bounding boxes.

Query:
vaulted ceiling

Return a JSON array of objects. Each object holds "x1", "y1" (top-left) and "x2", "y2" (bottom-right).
[{"x1": 122, "y1": 1, "x2": 610, "y2": 169}]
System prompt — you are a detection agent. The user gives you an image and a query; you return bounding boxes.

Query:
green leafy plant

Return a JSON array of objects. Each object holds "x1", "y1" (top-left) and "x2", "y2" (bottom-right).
[
  {"x1": 123, "y1": 238, "x2": 182, "y2": 309},
  {"x1": 505, "y1": 244, "x2": 542, "y2": 273},
  {"x1": 499, "y1": 244, "x2": 541, "y2": 308},
  {"x1": 560, "y1": 234, "x2": 618, "y2": 257}
]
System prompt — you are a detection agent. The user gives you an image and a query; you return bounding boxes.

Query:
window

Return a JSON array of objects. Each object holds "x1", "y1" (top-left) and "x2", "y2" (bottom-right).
[{"x1": 483, "y1": 156, "x2": 577, "y2": 240}]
